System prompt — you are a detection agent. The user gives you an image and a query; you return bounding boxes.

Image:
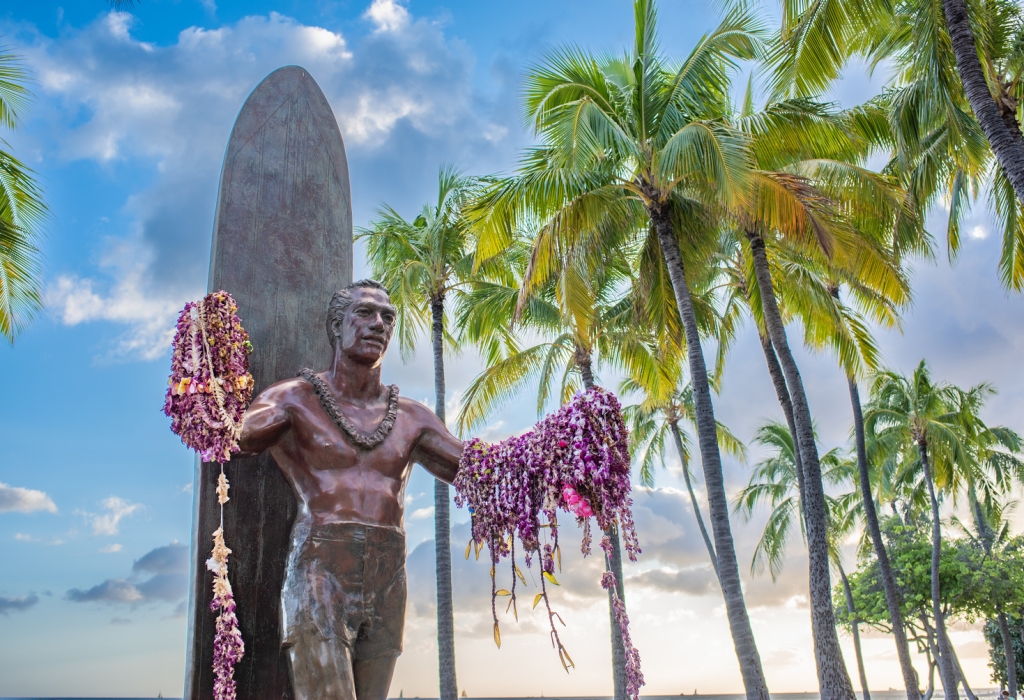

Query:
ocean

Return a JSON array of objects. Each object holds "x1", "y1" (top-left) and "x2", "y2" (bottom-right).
[{"x1": 0, "y1": 692, "x2": 1005, "y2": 700}]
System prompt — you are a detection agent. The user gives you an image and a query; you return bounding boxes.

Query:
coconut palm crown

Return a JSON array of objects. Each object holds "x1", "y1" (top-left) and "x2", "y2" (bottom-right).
[{"x1": 0, "y1": 47, "x2": 47, "y2": 344}]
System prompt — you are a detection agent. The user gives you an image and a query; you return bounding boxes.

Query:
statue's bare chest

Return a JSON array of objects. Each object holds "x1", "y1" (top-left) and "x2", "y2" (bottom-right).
[{"x1": 285, "y1": 398, "x2": 418, "y2": 479}]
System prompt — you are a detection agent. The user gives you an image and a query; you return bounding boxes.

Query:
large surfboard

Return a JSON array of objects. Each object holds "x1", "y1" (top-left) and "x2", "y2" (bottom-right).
[{"x1": 185, "y1": 65, "x2": 353, "y2": 700}]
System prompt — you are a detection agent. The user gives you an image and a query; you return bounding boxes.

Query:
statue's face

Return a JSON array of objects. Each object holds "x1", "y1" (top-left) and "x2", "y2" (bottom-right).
[{"x1": 334, "y1": 288, "x2": 397, "y2": 365}]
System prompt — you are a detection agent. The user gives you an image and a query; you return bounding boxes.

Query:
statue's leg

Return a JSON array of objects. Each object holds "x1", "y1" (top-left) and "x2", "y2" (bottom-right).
[
  {"x1": 352, "y1": 527, "x2": 407, "y2": 700},
  {"x1": 289, "y1": 637, "x2": 358, "y2": 700},
  {"x1": 282, "y1": 523, "x2": 363, "y2": 700},
  {"x1": 353, "y1": 655, "x2": 399, "y2": 700}
]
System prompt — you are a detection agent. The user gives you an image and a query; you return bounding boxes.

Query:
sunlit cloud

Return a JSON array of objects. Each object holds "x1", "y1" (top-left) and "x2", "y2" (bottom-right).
[
  {"x1": 77, "y1": 496, "x2": 142, "y2": 536},
  {"x1": 0, "y1": 482, "x2": 57, "y2": 514},
  {"x1": 363, "y1": 0, "x2": 410, "y2": 33}
]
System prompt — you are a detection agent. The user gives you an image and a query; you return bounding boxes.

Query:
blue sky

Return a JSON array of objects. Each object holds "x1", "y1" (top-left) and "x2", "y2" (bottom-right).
[{"x1": 1, "y1": 0, "x2": 1022, "y2": 697}]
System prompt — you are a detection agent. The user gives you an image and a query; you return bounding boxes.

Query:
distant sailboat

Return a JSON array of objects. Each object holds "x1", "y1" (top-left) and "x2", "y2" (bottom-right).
[
  {"x1": 462, "y1": 691, "x2": 467, "y2": 698},
  {"x1": 399, "y1": 692, "x2": 403, "y2": 699}
]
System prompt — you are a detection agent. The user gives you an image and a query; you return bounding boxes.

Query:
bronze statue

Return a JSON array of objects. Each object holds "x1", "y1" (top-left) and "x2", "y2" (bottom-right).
[{"x1": 239, "y1": 279, "x2": 464, "y2": 700}]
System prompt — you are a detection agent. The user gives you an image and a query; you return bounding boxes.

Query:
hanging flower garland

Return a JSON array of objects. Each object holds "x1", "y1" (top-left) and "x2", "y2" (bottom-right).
[
  {"x1": 164, "y1": 291, "x2": 254, "y2": 463},
  {"x1": 454, "y1": 387, "x2": 644, "y2": 700},
  {"x1": 163, "y1": 290, "x2": 253, "y2": 700}
]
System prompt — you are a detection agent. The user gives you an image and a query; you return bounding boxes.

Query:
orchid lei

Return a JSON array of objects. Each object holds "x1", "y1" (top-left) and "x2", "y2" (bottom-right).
[
  {"x1": 453, "y1": 387, "x2": 644, "y2": 699},
  {"x1": 164, "y1": 290, "x2": 254, "y2": 464},
  {"x1": 163, "y1": 290, "x2": 253, "y2": 700}
]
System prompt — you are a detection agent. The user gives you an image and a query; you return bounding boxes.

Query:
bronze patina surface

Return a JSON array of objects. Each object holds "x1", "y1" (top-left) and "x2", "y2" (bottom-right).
[
  {"x1": 239, "y1": 283, "x2": 463, "y2": 699},
  {"x1": 186, "y1": 65, "x2": 353, "y2": 699}
]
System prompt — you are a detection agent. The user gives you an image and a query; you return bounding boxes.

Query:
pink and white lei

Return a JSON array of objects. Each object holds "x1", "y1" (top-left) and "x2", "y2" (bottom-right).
[
  {"x1": 454, "y1": 387, "x2": 644, "y2": 699},
  {"x1": 163, "y1": 290, "x2": 252, "y2": 700}
]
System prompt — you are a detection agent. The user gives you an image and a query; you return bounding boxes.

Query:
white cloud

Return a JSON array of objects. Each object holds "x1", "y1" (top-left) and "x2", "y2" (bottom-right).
[
  {"x1": 482, "y1": 123, "x2": 509, "y2": 143},
  {"x1": 410, "y1": 506, "x2": 435, "y2": 520},
  {"x1": 17, "y1": 8, "x2": 506, "y2": 360},
  {"x1": 627, "y1": 566, "x2": 717, "y2": 595},
  {"x1": 48, "y1": 247, "x2": 183, "y2": 361},
  {"x1": 969, "y1": 225, "x2": 988, "y2": 240},
  {"x1": 340, "y1": 90, "x2": 428, "y2": 145},
  {"x1": 78, "y1": 496, "x2": 142, "y2": 536},
  {"x1": 99, "y1": 544, "x2": 124, "y2": 553},
  {"x1": 0, "y1": 483, "x2": 58, "y2": 514},
  {"x1": 14, "y1": 533, "x2": 37, "y2": 542},
  {"x1": 364, "y1": 0, "x2": 410, "y2": 32}
]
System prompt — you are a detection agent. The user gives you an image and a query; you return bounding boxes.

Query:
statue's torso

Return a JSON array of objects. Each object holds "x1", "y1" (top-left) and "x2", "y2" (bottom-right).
[{"x1": 266, "y1": 378, "x2": 427, "y2": 529}]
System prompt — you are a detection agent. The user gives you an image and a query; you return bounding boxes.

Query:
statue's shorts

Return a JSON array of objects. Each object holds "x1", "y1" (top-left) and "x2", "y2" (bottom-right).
[{"x1": 281, "y1": 521, "x2": 407, "y2": 661}]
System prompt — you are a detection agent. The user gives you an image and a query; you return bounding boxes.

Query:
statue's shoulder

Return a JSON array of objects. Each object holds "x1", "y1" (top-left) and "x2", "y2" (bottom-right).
[
  {"x1": 396, "y1": 395, "x2": 442, "y2": 428},
  {"x1": 252, "y1": 376, "x2": 313, "y2": 407}
]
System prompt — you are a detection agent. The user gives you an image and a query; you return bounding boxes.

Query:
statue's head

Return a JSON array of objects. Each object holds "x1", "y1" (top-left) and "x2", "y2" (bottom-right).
[{"x1": 326, "y1": 279, "x2": 396, "y2": 365}]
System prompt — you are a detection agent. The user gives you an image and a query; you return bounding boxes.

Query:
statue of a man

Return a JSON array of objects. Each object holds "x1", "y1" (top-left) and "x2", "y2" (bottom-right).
[{"x1": 239, "y1": 279, "x2": 464, "y2": 700}]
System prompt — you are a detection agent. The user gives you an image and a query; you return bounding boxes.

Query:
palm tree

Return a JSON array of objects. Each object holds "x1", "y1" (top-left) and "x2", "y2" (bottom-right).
[
  {"x1": 865, "y1": 361, "x2": 966, "y2": 700},
  {"x1": 940, "y1": 0, "x2": 1024, "y2": 206},
  {"x1": 358, "y1": 166, "x2": 482, "y2": 700},
  {"x1": 950, "y1": 385, "x2": 1024, "y2": 698},
  {"x1": 720, "y1": 86, "x2": 911, "y2": 699},
  {"x1": 622, "y1": 357, "x2": 748, "y2": 581},
  {"x1": 733, "y1": 421, "x2": 873, "y2": 700},
  {"x1": 456, "y1": 240, "x2": 649, "y2": 699},
  {"x1": 774, "y1": 0, "x2": 1024, "y2": 288},
  {"x1": 846, "y1": 353, "x2": 924, "y2": 700},
  {"x1": 735, "y1": 237, "x2": 922, "y2": 700},
  {"x1": 471, "y1": 4, "x2": 773, "y2": 696},
  {"x1": 0, "y1": 47, "x2": 46, "y2": 344}
]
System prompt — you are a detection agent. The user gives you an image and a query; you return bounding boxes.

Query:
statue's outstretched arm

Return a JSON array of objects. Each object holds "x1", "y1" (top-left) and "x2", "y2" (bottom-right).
[
  {"x1": 412, "y1": 414, "x2": 464, "y2": 484},
  {"x1": 237, "y1": 384, "x2": 292, "y2": 456}
]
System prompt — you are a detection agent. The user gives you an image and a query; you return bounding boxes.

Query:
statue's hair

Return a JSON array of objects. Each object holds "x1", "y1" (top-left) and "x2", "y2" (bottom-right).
[{"x1": 326, "y1": 279, "x2": 391, "y2": 347}]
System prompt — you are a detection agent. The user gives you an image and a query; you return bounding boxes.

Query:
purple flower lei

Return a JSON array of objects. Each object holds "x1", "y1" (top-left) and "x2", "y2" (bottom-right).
[
  {"x1": 454, "y1": 387, "x2": 643, "y2": 699},
  {"x1": 163, "y1": 290, "x2": 254, "y2": 464},
  {"x1": 164, "y1": 291, "x2": 251, "y2": 700}
]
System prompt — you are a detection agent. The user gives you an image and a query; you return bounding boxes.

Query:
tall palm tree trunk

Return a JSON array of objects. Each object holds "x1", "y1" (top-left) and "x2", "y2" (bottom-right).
[
  {"x1": 848, "y1": 378, "x2": 921, "y2": 700},
  {"x1": 746, "y1": 230, "x2": 855, "y2": 700},
  {"x1": 840, "y1": 564, "x2": 872, "y2": 700},
  {"x1": 941, "y1": 0, "x2": 1024, "y2": 204},
  {"x1": 918, "y1": 442, "x2": 959, "y2": 700},
  {"x1": 670, "y1": 421, "x2": 720, "y2": 580},
  {"x1": 756, "y1": 331, "x2": 807, "y2": 515},
  {"x1": 950, "y1": 645, "x2": 976, "y2": 700},
  {"x1": 998, "y1": 611, "x2": 1018, "y2": 698},
  {"x1": 576, "y1": 345, "x2": 628, "y2": 700},
  {"x1": 431, "y1": 296, "x2": 458, "y2": 700},
  {"x1": 652, "y1": 206, "x2": 771, "y2": 700}
]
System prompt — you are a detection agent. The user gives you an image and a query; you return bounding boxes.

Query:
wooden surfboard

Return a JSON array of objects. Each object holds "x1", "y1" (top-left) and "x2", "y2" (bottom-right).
[{"x1": 185, "y1": 65, "x2": 352, "y2": 700}]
